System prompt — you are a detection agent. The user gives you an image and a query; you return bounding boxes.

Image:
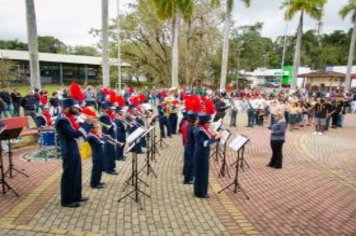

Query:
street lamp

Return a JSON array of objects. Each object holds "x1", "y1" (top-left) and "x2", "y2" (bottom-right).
[
  {"x1": 116, "y1": 0, "x2": 122, "y2": 93},
  {"x1": 236, "y1": 46, "x2": 243, "y2": 89}
]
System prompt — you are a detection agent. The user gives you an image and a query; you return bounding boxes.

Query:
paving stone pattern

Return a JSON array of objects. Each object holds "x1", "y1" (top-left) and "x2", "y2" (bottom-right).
[
  {"x1": 1, "y1": 114, "x2": 356, "y2": 235},
  {"x1": 28, "y1": 137, "x2": 229, "y2": 236},
  {"x1": 211, "y1": 115, "x2": 356, "y2": 236}
]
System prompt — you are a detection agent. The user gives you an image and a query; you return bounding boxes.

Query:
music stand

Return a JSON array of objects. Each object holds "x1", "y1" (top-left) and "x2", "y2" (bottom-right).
[
  {"x1": 0, "y1": 127, "x2": 19, "y2": 197},
  {"x1": 0, "y1": 127, "x2": 29, "y2": 179},
  {"x1": 218, "y1": 130, "x2": 231, "y2": 178},
  {"x1": 138, "y1": 126, "x2": 157, "y2": 178},
  {"x1": 218, "y1": 135, "x2": 250, "y2": 200},
  {"x1": 119, "y1": 128, "x2": 151, "y2": 209}
]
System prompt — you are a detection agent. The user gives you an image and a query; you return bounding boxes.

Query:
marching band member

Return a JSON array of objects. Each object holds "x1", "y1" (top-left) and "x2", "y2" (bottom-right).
[
  {"x1": 55, "y1": 98, "x2": 92, "y2": 208},
  {"x1": 157, "y1": 100, "x2": 172, "y2": 138},
  {"x1": 180, "y1": 109, "x2": 189, "y2": 176},
  {"x1": 99, "y1": 103, "x2": 118, "y2": 175},
  {"x1": 193, "y1": 98, "x2": 222, "y2": 198},
  {"x1": 49, "y1": 92, "x2": 60, "y2": 117},
  {"x1": 36, "y1": 105, "x2": 54, "y2": 128},
  {"x1": 182, "y1": 94, "x2": 200, "y2": 184},
  {"x1": 87, "y1": 121, "x2": 105, "y2": 189},
  {"x1": 114, "y1": 106, "x2": 127, "y2": 161},
  {"x1": 168, "y1": 98, "x2": 179, "y2": 135}
]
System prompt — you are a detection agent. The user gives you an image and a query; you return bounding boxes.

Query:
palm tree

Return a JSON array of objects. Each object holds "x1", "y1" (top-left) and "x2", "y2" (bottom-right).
[
  {"x1": 282, "y1": 0, "x2": 327, "y2": 91},
  {"x1": 151, "y1": 0, "x2": 193, "y2": 87},
  {"x1": 211, "y1": 0, "x2": 250, "y2": 91},
  {"x1": 102, "y1": 0, "x2": 110, "y2": 88},
  {"x1": 25, "y1": 0, "x2": 41, "y2": 89},
  {"x1": 339, "y1": 0, "x2": 356, "y2": 92}
]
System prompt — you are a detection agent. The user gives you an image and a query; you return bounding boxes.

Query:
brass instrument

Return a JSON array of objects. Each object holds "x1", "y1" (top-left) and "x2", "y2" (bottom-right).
[
  {"x1": 102, "y1": 134, "x2": 124, "y2": 147},
  {"x1": 78, "y1": 113, "x2": 113, "y2": 129}
]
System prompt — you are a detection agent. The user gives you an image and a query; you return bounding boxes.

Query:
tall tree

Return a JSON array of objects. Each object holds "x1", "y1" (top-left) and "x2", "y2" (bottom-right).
[
  {"x1": 150, "y1": 0, "x2": 194, "y2": 87},
  {"x1": 282, "y1": 0, "x2": 327, "y2": 91},
  {"x1": 25, "y1": 0, "x2": 41, "y2": 89},
  {"x1": 339, "y1": 0, "x2": 356, "y2": 92},
  {"x1": 212, "y1": 0, "x2": 250, "y2": 91},
  {"x1": 102, "y1": 0, "x2": 110, "y2": 87}
]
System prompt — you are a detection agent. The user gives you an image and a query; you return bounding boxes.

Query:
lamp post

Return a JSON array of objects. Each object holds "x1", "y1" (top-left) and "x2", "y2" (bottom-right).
[
  {"x1": 116, "y1": 0, "x2": 122, "y2": 93},
  {"x1": 280, "y1": 0, "x2": 291, "y2": 90},
  {"x1": 236, "y1": 46, "x2": 242, "y2": 89}
]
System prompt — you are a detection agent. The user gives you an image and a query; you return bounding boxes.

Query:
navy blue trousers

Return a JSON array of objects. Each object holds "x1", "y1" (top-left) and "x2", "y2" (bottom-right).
[{"x1": 61, "y1": 153, "x2": 82, "y2": 205}]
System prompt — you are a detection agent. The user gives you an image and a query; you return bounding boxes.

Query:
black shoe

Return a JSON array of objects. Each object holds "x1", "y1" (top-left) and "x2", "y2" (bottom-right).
[
  {"x1": 99, "y1": 182, "x2": 106, "y2": 186},
  {"x1": 78, "y1": 197, "x2": 89, "y2": 202},
  {"x1": 183, "y1": 180, "x2": 194, "y2": 185},
  {"x1": 106, "y1": 171, "x2": 119, "y2": 175},
  {"x1": 266, "y1": 164, "x2": 273, "y2": 168},
  {"x1": 91, "y1": 185, "x2": 104, "y2": 189},
  {"x1": 62, "y1": 202, "x2": 80, "y2": 208}
]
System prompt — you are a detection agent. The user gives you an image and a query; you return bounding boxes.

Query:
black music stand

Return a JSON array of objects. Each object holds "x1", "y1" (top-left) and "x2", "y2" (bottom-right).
[
  {"x1": 0, "y1": 127, "x2": 29, "y2": 179},
  {"x1": 138, "y1": 126, "x2": 157, "y2": 178},
  {"x1": 218, "y1": 130, "x2": 231, "y2": 178},
  {"x1": 0, "y1": 128, "x2": 19, "y2": 197},
  {"x1": 218, "y1": 135, "x2": 250, "y2": 200},
  {"x1": 119, "y1": 128, "x2": 151, "y2": 209}
]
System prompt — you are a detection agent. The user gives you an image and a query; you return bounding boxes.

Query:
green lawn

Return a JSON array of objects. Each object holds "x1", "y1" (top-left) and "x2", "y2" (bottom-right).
[{"x1": 11, "y1": 84, "x2": 61, "y2": 96}]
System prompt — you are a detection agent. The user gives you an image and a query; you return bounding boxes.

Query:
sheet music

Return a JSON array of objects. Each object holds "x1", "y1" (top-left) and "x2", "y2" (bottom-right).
[
  {"x1": 142, "y1": 126, "x2": 155, "y2": 137},
  {"x1": 212, "y1": 119, "x2": 222, "y2": 133},
  {"x1": 220, "y1": 130, "x2": 231, "y2": 145},
  {"x1": 229, "y1": 135, "x2": 249, "y2": 151},
  {"x1": 126, "y1": 127, "x2": 146, "y2": 145}
]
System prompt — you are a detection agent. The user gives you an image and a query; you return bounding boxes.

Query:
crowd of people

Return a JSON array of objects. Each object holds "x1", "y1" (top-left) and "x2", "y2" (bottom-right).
[{"x1": 1, "y1": 83, "x2": 355, "y2": 207}]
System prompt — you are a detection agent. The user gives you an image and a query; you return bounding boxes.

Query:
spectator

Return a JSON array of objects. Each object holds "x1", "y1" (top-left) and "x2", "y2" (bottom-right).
[
  {"x1": 0, "y1": 86, "x2": 13, "y2": 117},
  {"x1": 228, "y1": 97, "x2": 238, "y2": 127},
  {"x1": 21, "y1": 89, "x2": 38, "y2": 126},
  {"x1": 85, "y1": 86, "x2": 96, "y2": 107},
  {"x1": 11, "y1": 88, "x2": 22, "y2": 117},
  {"x1": 33, "y1": 88, "x2": 40, "y2": 112}
]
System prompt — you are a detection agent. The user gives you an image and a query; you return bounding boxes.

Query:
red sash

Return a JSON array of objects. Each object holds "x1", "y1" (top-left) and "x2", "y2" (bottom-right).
[
  {"x1": 62, "y1": 112, "x2": 80, "y2": 130},
  {"x1": 42, "y1": 112, "x2": 52, "y2": 126},
  {"x1": 104, "y1": 111, "x2": 115, "y2": 122},
  {"x1": 198, "y1": 125, "x2": 214, "y2": 139}
]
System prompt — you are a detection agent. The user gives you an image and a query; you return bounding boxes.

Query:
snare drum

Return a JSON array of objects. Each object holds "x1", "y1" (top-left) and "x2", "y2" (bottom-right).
[{"x1": 40, "y1": 130, "x2": 56, "y2": 147}]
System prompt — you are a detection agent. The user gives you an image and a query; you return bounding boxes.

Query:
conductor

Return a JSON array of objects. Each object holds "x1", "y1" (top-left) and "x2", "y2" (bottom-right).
[{"x1": 55, "y1": 98, "x2": 92, "y2": 208}]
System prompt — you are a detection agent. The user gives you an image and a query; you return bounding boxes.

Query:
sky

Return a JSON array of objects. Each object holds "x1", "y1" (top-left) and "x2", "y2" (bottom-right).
[{"x1": 0, "y1": 0, "x2": 351, "y2": 47}]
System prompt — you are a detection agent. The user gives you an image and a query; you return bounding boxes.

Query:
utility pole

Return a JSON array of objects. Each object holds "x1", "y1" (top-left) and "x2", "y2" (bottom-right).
[{"x1": 117, "y1": 0, "x2": 122, "y2": 93}]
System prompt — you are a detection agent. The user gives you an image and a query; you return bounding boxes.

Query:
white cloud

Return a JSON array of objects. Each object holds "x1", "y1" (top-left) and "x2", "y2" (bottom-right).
[
  {"x1": 232, "y1": 0, "x2": 350, "y2": 38},
  {"x1": 0, "y1": 0, "x2": 351, "y2": 46}
]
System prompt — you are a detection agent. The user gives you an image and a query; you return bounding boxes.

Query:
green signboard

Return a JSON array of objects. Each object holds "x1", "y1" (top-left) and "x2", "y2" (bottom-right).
[{"x1": 281, "y1": 66, "x2": 293, "y2": 87}]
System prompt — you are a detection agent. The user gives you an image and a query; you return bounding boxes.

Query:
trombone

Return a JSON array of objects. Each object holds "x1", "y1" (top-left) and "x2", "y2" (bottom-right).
[{"x1": 102, "y1": 134, "x2": 124, "y2": 147}]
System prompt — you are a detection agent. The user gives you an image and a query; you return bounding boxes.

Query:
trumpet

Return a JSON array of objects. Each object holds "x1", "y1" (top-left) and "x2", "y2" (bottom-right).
[
  {"x1": 98, "y1": 121, "x2": 113, "y2": 129},
  {"x1": 102, "y1": 134, "x2": 124, "y2": 147},
  {"x1": 78, "y1": 113, "x2": 113, "y2": 130}
]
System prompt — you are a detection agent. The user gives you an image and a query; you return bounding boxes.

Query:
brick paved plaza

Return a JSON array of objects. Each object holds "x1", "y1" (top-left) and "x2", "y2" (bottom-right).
[{"x1": 0, "y1": 115, "x2": 355, "y2": 236}]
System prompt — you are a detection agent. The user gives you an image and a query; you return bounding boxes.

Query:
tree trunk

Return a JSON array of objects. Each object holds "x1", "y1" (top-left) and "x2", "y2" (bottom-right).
[
  {"x1": 172, "y1": 14, "x2": 180, "y2": 88},
  {"x1": 220, "y1": 2, "x2": 231, "y2": 91},
  {"x1": 25, "y1": 0, "x2": 41, "y2": 89},
  {"x1": 291, "y1": 11, "x2": 303, "y2": 91},
  {"x1": 185, "y1": 21, "x2": 192, "y2": 87},
  {"x1": 102, "y1": 0, "x2": 110, "y2": 88},
  {"x1": 345, "y1": 18, "x2": 356, "y2": 92}
]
